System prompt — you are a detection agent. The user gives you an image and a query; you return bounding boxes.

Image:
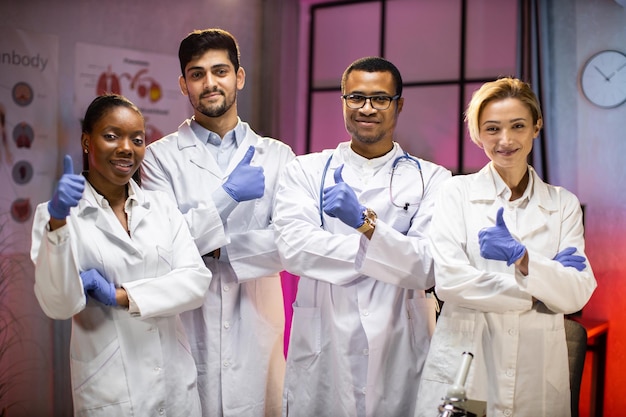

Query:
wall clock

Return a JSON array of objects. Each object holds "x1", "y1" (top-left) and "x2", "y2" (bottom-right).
[{"x1": 580, "y1": 50, "x2": 626, "y2": 108}]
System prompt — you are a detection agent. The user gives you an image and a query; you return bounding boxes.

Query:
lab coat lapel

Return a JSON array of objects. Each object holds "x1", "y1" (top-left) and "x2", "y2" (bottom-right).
[
  {"x1": 366, "y1": 161, "x2": 393, "y2": 193},
  {"x1": 127, "y1": 181, "x2": 150, "y2": 237},
  {"x1": 177, "y1": 120, "x2": 222, "y2": 179},
  {"x1": 317, "y1": 148, "x2": 343, "y2": 193},
  {"x1": 468, "y1": 165, "x2": 556, "y2": 239},
  {"x1": 94, "y1": 211, "x2": 134, "y2": 248},
  {"x1": 347, "y1": 143, "x2": 402, "y2": 194},
  {"x1": 365, "y1": 145, "x2": 411, "y2": 195},
  {"x1": 468, "y1": 165, "x2": 500, "y2": 225},
  {"x1": 225, "y1": 125, "x2": 258, "y2": 176},
  {"x1": 77, "y1": 186, "x2": 136, "y2": 251},
  {"x1": 468, "y1": 165, "x2": 498, "y2": 205},
  {"x1": 518, "y1": 168, "x2": 557, "y2": 240}
]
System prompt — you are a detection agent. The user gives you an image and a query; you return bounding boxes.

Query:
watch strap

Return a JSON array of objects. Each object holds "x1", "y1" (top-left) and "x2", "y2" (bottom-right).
[{"x1": 356, "y1": 208, "x2": 377, "y2": 233}]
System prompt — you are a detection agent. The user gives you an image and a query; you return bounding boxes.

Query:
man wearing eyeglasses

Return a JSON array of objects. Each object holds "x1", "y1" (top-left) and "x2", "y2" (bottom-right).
[{"x1": 273, "y1": 56, "x2": 451, "y2": 417}]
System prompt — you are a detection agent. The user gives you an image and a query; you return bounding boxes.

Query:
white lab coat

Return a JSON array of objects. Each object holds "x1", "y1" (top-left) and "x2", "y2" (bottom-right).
[
  {"x1": 273, "y1": 142, "x2": 451, "y2": 417},
  {"x1": 30, "y1": 179, "x2": 211, "y2": 417},
  {"x1": 141, "y1": 119, "x2": 295, "y2": 417},
  {"x1": 415, "y1": 164, "x2": 597, "y2": 417}
]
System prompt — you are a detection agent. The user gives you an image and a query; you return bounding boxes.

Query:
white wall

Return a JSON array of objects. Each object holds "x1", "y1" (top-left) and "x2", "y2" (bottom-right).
[
  {"x1": 0, "y1": 0, "x2": 265, "y2": 168},
  {"x1": 543, "y1": 1, "x2": 626, "y2": 414},
  {"x1": 0, "y1": 1, "x2": 267, "y2": 415}
]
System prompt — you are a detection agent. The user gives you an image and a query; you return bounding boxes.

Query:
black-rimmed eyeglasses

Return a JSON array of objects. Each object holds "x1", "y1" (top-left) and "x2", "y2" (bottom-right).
[{"x1": 341, "y1": 94, "x2": 400, "y2": 110}]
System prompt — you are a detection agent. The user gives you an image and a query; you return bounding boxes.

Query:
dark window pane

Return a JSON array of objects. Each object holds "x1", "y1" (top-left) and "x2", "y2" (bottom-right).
[
  {"x1": 386, "y1": 0, "x2": 462, "y2": 82},
  {"x1": 396, "y1": 85, "x2": 459, "y2": 170},
  {"x1": 312, "y1": 3, "x2": 382, "y2": 89}
]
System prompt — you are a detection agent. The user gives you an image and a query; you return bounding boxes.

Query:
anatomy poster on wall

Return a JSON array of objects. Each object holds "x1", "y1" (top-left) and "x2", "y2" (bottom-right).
[
  {"x1": 75, "y1": 42, "x2": 191, "y2": 146},
  {"x1": 0, "y1": 28, "x2": 59, "y2": 254}
]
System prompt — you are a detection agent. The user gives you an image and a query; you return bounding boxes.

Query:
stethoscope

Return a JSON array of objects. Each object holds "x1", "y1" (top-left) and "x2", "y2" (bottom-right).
[{"x1": 319, "y1": 152, "x2": 425, "y2": 228}]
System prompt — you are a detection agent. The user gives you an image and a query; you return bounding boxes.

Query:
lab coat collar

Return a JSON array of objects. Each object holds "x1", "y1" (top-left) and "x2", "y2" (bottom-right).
[
  {"x1": 470, "y1": 163, "x2": 558, "y2": 238},
  {"x1": 177, "y1": 119, "x2": 202, "y2": 150},
  {"x1": 78, "y1": 178, "x2": 148, "y2": 209},
  {"x1": 177, "y1": 118, "x2": 257, "y2": 177},
  {"x1": 469, "y1": 163, "x2": 555, "y2": 208},
  {"x1": 176, "y1": 120, "x2": 221, "y2": 178},
  {"x1": 77, "y1": 179, "x2": 150, "y2": 248},
  {"x1": 189, "y1": 116, "x2": 247, "y2": 148},
  {"x1": 340, "y1": 141, "x2": 398, "y2": 171},
  {"x1": 330, "y1": 142, "x2": 403, "y2": 191}
]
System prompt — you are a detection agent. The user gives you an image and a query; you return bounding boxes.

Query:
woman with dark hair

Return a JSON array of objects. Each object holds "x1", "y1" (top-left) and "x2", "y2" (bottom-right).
[{"x1": 31, "y1": 94, "x2": 211, "y2": 416}]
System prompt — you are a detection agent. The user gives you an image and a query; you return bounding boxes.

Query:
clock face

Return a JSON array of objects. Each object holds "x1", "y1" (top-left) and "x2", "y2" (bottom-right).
[{"x1": 581, "y1": 50, "x2": 626, "y2": 108}]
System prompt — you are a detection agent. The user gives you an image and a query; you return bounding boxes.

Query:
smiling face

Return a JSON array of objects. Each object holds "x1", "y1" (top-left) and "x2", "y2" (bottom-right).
[
  {"x1": 476, "y1": 97, "x2": 540, "y2": 176},
  {"x1": 342, "y1": 70, "x2": 403, "y2": 158},
  {"x1": 179, "y1": 49, "x2": 244, "y2": 125},
  {"x1": 81, "y1": 105, "x2": 145, "y2": 193}
]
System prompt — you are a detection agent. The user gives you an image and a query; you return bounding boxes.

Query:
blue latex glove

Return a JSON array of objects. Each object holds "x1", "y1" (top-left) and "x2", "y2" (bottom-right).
[
  {"x1": 553, "y1": 247, "x2": 586, "y2": 271},
  {"x1": 48, "y1": 155, "x2": 85, "y2": 219},
  {"x1": 322, "y1": 164, "x2": 366, "y2": 229},
  {"x1": 222, "y1": 146, "x2": 265, "y2": 202},
  {"x1": 478, "y1": 207, "x2": 526, "y2": 266},
  {"x1": 80, "y1": 269, "x2": 117, "y2": 306}
]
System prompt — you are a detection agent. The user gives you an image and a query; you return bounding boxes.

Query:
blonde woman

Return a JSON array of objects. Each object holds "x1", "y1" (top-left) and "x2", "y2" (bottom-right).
[{"x1": 416, "y1": 78, "x2": 596, "y2": 417}]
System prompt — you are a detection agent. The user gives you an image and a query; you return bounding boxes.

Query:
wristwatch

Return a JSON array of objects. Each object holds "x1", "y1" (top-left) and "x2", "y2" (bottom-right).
[{"x1": 356, "y1": 208, "x2": 377, "y2": 233}]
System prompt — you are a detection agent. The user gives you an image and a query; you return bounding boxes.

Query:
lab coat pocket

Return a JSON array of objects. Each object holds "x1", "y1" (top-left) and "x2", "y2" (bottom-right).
[
  {"x1": 407, "y1": 297, "x2": 437, "y2": 357},
  {"x1": 71, "y1": 337, "x2": 131, "y2": 412},
  {"x1": 176, "y1": 326, "x2": 199, "y2": 392},
  {"x1": 409, "y1": 297, "x2": 437, "y2": 336},
  {"x1": 288, "y1": 305, "x2": 321, "y2": 369},
  {"x1": 252, "y1": 197, "x2": 271, "y2": 228},
  {"x1": 422, "y1": 315, "x2": 476, "y2": 384},
  {"x1": 154, "y1": 246, "x2": 173, "y2": 277},
  {"x1": 545, "y1": 326, "x2": 569, "y2": 393}
]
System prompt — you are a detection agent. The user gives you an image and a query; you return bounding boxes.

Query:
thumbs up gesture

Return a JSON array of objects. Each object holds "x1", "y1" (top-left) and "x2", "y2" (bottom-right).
[
  {"x1": 322, "y1": 164, "x2": 366, "y2": 229},
  {"x1": 478, "y1": 207, "x2": 526, "y2": 266},
  {"x1": 48, "y1": 155, "x2": 85, "y2": 219},
  {"x1": 222, "y1": 145, "x2": 265, "y2": 202}
]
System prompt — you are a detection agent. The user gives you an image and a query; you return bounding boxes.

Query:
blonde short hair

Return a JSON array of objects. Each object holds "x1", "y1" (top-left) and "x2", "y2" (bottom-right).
[{"x1": 465, "y1": 77, "x2": 543, "y2": 145}]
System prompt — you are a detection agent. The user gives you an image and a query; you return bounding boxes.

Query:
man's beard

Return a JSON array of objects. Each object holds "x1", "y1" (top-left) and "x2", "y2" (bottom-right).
[
  {"x1": 346, "y1": 124, "x2": 384, "y2": 145},
  {"x1": 194, "y1": 90, "x2": 235, "y2": 118},
  {"x1": 352, "y1": 132, "x2": 383, "y2": 144}
]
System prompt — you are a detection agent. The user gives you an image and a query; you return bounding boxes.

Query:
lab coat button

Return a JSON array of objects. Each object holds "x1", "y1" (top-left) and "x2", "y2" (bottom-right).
[
  {"x1": 224, "y1": 321, "x2": 230, "y2": 329},
  {"x1": 159, "y1": 408, "x2": 165, "y2": 415},
  {"x1": 508, "y1": 328, "x2": 517, "y2": 336},
  {"x1": 223, "y1": 285, "x2": 230, "y2": 292},
  {"x1": 505, "y1": 368, "x2": 515, "y2": 377},
  {"x1": 223, "y1": 360, "x2": 230, "y2": 368},
  {"x1": 362, "y1": 310, "x2": 369, "y2": 317},
  {"x1": 503, "y1": 409, "x2": 512, "y2": 416},
  {"x1": 361, "y1": 387, "x2": 367, "y2": 394},
  {"x1": 362, "y1": 349, "x2": 369, "y2": 356}
]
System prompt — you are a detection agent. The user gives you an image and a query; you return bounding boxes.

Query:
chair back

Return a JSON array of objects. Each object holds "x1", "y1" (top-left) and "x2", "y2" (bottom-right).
[{"x1": 565, "y1": 318, "x2": 587, "y2": 417}]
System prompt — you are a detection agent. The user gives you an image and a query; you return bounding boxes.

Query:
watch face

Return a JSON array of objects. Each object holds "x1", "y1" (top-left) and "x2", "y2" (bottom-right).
[{"x1": 581, "y1": 50, "x2": 626, "y2": 108}]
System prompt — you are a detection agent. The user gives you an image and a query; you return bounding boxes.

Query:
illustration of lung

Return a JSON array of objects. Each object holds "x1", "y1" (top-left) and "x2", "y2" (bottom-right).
[
  {"x1": 97, "y1": 66, "x2": 121, "y2": 95},
  {"x1": 13, "y1": 122, "x2": 34, "y2": 148},
  {"x1": 11, "y1": 198, "x2": 32, "y2": 223}
]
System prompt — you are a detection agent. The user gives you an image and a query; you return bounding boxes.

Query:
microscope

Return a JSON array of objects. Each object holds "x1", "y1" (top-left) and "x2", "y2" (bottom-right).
[{"x1": 437, "y1": 351, "x2": 476, "y2": 417}]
